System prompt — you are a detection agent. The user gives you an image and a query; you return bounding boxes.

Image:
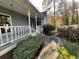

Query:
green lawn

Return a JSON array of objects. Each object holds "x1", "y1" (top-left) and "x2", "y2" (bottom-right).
[{"x1": 63, "y1": 40, "x2": 79, "y2": 59}]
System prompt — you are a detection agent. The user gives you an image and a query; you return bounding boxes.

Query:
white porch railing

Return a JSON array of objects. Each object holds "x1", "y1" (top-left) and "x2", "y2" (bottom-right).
[
  {"x1": 0, "y1": 26, "x2": 37, "y2": 47},
  {"x1": 36, "y1": 26, "x2": 43, "y2": 33}
]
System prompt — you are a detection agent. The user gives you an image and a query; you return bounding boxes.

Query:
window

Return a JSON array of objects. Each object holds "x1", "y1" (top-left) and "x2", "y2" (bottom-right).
[
  {"x1": 37, "y1": 20, "x2": 41, "y2": 26},
  {"x1": 0, "y1": 13, "x2": 11, "y2": 33}
]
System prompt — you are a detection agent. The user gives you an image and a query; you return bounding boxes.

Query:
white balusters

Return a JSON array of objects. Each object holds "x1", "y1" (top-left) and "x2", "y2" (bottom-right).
[
  {"x1": 0, "y1": 26, "x2": 34, "y2": 47},
  {"x1": 5, "y1": 28, "x2": 9, "y2": 43},
  {"x1": 0, "y1": 28, "x2": 3, "y2": 46},
  {"x1": 22, "y1": 27, "x2": 23, "y2": 37},
  {"x1": 23, "y1": 27, "x2": 24, "y2": 36},
  {"x1": 25, "y1": 27, "x2": 27, "y2": 35},
  {"x1": 20, "y1": 26, "x2": 22, "y2": 37},
  {"x1": 19, "y1": 26, "x2": 21, "y2": 37},
  {"x1": 14, "y1": 27, "x2": 17, "y2": 40},
  {"x1": 17, "y1": 26, "x2": 19, "y2": 38},
  {"x1": 11, "y1": 26, "x2": 13, "y2": 42}
]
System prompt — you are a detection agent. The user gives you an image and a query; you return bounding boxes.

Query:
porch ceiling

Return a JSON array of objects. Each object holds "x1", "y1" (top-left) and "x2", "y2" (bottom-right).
[{"x1": 0, "y1": 0, "x2": 42, "y2": 18}]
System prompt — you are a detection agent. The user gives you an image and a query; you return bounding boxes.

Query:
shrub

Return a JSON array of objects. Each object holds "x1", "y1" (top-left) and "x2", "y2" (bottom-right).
[
  {"x1": 13, "y1": 36, "x2": 44, "y2": 59},
  {"x1": 43, "y1": 24, "x2": 55, "y2": 35},
  {"x1": 58, "y1": 27, "x2": 79, "y2": 42}
]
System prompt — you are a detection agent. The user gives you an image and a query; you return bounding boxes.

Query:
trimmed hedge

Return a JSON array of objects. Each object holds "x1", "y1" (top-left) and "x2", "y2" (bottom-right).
[{"x1": 13, "y1": 36, "x2": 44, "y2": 59}]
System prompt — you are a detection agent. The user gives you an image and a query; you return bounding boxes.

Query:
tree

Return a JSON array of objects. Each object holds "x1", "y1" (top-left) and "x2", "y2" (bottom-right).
[
  {"x1": 57, "y1": 0, "x2": 79, "y2": 25},
  {"x1": 42, "y1": 0, "x2": 79, "y2": 26},
  {"x1": 57, "y1": 0, "x2": 69, "y2": 25},
  {"x1": 53, "y1": 0, "x2": 56, "y2": 26}
]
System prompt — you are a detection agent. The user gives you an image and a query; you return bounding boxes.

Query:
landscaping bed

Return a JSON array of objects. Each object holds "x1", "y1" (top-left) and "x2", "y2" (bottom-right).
[
  {"x1": 13, "y1": 36, "x2": 44, "y2": 59},
  {"x1": 57, "y1": 26, "x2": 78, "y2": 58},
  {"x1": 58, "y1": 26, "x2": 79, "y2": 42}
]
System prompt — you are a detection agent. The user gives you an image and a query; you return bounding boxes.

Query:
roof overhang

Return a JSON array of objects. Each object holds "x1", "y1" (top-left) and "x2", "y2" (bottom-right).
[{"x1": 0, "y1": 0, "x2": 42, "y2": 18}]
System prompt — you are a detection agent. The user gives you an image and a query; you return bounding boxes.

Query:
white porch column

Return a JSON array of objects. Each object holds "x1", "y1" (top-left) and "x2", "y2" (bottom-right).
[
  {"x1": 28, "y1": 10, "x2": 31, "y2": 34},
  {"x1": 35, "y1": 14, "x2": 37, "y2": 30}
]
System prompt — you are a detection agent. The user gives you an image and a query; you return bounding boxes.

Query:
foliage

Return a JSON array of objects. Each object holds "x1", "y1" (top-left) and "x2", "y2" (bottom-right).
[
  {"x1": 13, "y1": 36, "x2": 44, "y2": 59},
  {"x1": 43, "y1": 24, "x2": 55, "y2": 35},
  {"x1": 59, "y1": 42, "x2": 78, "y2": 59},
  {"x1": 63, "y1": 40, "x2": 79, "y2": 58},
  {"x1": 59, "y1": 46, "x2": 77, "y2": 59},
  {"x1": 58, "y1": 27, "x2": 79, "y2": 42}
]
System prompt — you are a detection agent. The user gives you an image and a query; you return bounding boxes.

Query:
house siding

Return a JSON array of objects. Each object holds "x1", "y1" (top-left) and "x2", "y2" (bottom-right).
[{"x1": 0, "y1": 6, "x2": 28, "y2": 26}]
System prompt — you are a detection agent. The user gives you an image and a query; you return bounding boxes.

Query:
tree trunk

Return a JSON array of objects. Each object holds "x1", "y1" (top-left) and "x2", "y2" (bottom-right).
[
  {"x1": 54, "y1": 1, "x2": 56, "y2": 26},
  {"x1": 71, "y1": 0, "x2": 75, "y2": 24},
  {"x1": 76, "y1": 9, "x2": 78, "y2": 24},
  {"x1": 63, "y1": 0, "x2": 69, "y2": 25}
]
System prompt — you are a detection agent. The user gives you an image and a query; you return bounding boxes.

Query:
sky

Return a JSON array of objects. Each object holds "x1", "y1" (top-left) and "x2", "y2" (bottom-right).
[{"x1": 29, "y1": 0, "x2": 44, "y2": 12}]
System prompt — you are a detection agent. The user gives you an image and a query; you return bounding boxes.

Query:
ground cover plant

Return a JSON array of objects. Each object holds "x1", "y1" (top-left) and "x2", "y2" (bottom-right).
[{"x1": 13, "y1": 36, "x2": 44, "y2": 59}]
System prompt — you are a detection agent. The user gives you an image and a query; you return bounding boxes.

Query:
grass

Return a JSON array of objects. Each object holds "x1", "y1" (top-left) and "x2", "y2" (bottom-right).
[{"x1": 63, "y1": 40, "x2": 79, "y2": 59}]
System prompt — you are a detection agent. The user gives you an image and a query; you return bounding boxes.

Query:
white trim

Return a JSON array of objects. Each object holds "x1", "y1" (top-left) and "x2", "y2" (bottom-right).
[
  {"x1": 0, "y1": 44, "x2": 16, "y2": 56},
  {"x1": 0, "y1": 26, "x2": 30, "y2": 46},
  {"x1": 35, "y1": 14, "x2": 37, "y2": 30},
  {"x1": 0, "y1": 13, "x2": 11, "y2": 16},
  {"x1": 0, "y1": 12, "x2": 12, "y2": 26},
  {"x1": 0, "y1": 26, "x2": 38, "y2": 56},
  {"x1": 28, "y1": 10, "x2": 31, "y2": 34},
  {"x1": 0, "y1": 29, "x2": 3, "y2": 44},
  {"x1": 0, "y1": 13, "x2": 13, "y2": 42},
  {"x1": 0, "y1": 26, "x2": 38, "y2": 46}
]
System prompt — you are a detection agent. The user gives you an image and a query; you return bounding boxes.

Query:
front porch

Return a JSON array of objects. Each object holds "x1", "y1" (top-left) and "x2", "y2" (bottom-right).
[
  {"x1": 0, "y1": 26, "x2": 39, "y2": 56},
  {"x1": 0, "y1": 0, "x2": 43, "y2": 58}
]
